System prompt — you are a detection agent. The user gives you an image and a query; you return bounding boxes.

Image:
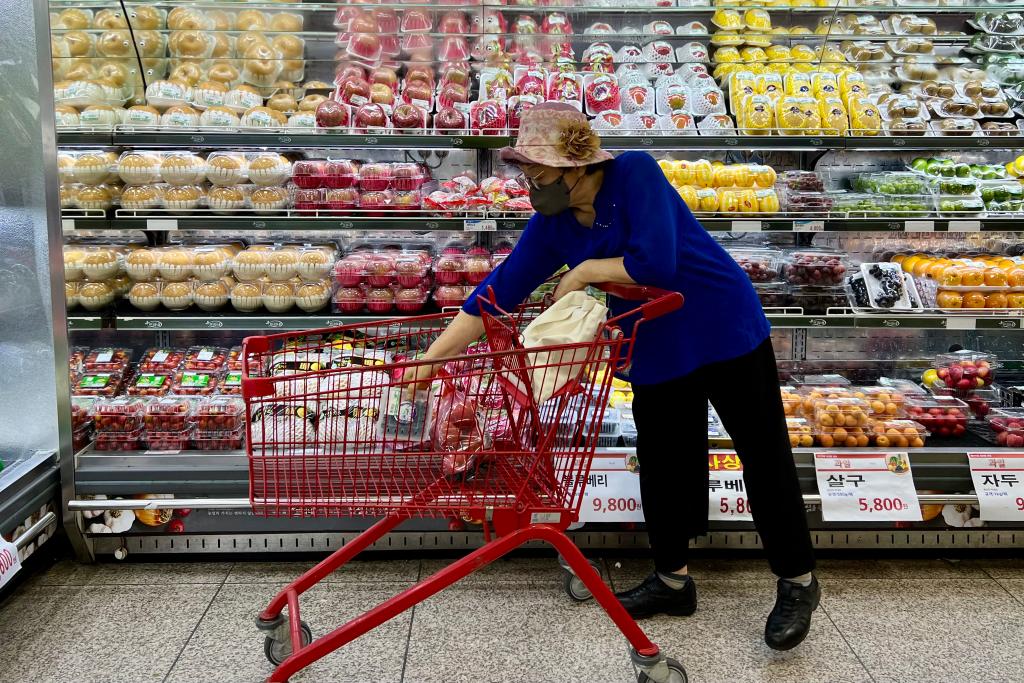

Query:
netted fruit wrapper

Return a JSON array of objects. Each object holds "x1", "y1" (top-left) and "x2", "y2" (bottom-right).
[{"x1": 697, "y1": 114, "x2": 737, "y2": 135}]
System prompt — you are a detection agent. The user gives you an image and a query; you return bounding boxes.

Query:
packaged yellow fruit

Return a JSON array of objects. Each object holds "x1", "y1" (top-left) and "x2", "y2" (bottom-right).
[
  {"x1": 713, "y1": 0, "x2": 743, "y2": 6},
  {"x1": 758, "y1": 73, "x2": 784, "y2": 98},
  {"x1": 741, "y1": 94, "x2": 775, "y2": 135},
  {"x1": 819, "y1": 97, "x2": 849, "y2": 136},
  {"x1": 791, "y1": 62, "x2": 814, "y2": 74},
  {"x1": 676, "y1": 159, "x2": 696, "y2": 186},
  {"x1": 791, "y1": 44, "x2": 816, "y2": 63},
  {"x1": 732, "y1": 164, "x2": 755, "y2": 188},
  {"x1": 696, "y1": 187, "x2": 720, "y2": 212},
  {"x1": 718, "y1": 188, "x2": 741, "y2": 213},
  {"x1": 1013, "y1": 154, "x2": 1024, "y2": 176},
  {"x1": 819, "y1": 46, "x2": 846, "y2": 64},
  {"x1": 677, "y1": 185, "x2": 699, "y2": 211},
  {"x1": 776, "y1": 96, "x2": 806, "y2": 135},
  {"x1": 740, "y1": 46, "x2": 768, "y2": 62},
  {"x1": 713, "y1": 164, "x2": 737, "y2": 188},
  {"x1": 785, "y1": 72, "x2": 812, "y2": 95},
  {"x1": 692, "y1": 159, "x2": 715, "y2": 188},
  {"x1": 770, "y1": 26, "x2": 789, "y2": 36},
  {"x1": 747, "y1": 62, "x2": 767, "y2": 75},
  {"x1": 814, "y1": 17, "x2": 834, "y2": 35},
  {"x1": 812, "y1": 72, "x2": 839, "y2": 97},
  {"x1": 744, "y1": 32, "x2": 773, "y2": 48},
  {"x1": 789, "y1": 25, "x2": 813, "y2": 34},
  {"x1": 713, "y1": 46, "x2": 742, "y2": 64},
  {"x1": 765, "y1": 44, "x2": 792, "y2": 62},
  {"x1": 1007, "y1": 162, "x2": 1019, "y2": 178},
  {"x1": 711, "y1": 8, "x2": 743, "y2": 30},
  {"x1": 729, "y1": 71, "x2": 758, "y2": 116},
  {"x1": 838, "y1": 72, "x2": 867, "y2": 105},
  {"x1": 751, "y1": 164, "x2": 778, "y2": 187},
  {"x1": 848, "y1": 97, "x2": 881, "y2": 136},
  {"x1": 744, "y1": 8, "x2": 772, "y2": 30},
  {"x1": 657, "y1": 158, "x2": 676, "y2": 182},
  {"x1": 764, "y1": 0, "x2": 790, "y2": 6},
  {"x1": 711, "y1": 30, "x2": 745, "y2": 46},
  {"x1": 801, "y1": 98, "x2": 822, "y2": 135},
  {"x1": 756, "y1": 188, "x2": 780, "y2": 214},
  {"x1": 713, "y1": 64, "x2": 743, "y2": 81},
  {"x1": 738, "y1": 188, "x2": 759, "y2": 216}
]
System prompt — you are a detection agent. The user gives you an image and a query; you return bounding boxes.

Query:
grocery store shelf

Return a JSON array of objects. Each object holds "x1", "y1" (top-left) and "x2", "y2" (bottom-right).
[
  {"x1": 64, "y1": 310, "x2": 1024, "y2": 332},
  {"x1": 56, "y1": 130, "x2": 1024, "y2": 152},
  {"x1": 0, "y1": 450, "x2": 60, "y2": 537},
  {"x1": 73, "y1": 446, "x2": 994, "y2": 498},
  {"x1": 63, "y1": 214, "x2": 1024, "y2": 234}
]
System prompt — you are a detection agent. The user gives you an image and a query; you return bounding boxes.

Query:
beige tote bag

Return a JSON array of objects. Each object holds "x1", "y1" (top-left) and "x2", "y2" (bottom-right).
[{"x1": 521, "y1": 290, "x2": 609, "y2": 403}]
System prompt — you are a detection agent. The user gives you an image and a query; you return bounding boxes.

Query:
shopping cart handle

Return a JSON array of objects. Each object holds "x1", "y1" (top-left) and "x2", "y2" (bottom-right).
[{"x1": 593, "y1": 283, "x2": 684, "y2": 321}]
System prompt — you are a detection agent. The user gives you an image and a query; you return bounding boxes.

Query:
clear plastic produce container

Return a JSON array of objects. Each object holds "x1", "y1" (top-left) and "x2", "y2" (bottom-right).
[
  {"x1": 93, "y1": 397, "x2": 147, "y2": 432},
  {"x1": 144, "y1": 397, "x2": 194, "y2": 432}
]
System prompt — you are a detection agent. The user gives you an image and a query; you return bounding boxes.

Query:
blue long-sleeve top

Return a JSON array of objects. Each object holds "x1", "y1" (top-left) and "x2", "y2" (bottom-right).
[{"x1": 463, "y1": 151, "x2": 771, "y2": 385}]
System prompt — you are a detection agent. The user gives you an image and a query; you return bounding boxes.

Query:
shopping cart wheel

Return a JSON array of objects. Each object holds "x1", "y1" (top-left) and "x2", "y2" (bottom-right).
[
  {"x1": 562, "y1": 559, "x2": 603, "y2": 602},
  {"x1": 264, "y1": 620, "x2": 312, "y2": 666},
  {"x1": 636, "y1": 657, "x2": 687, "y2": 683}
]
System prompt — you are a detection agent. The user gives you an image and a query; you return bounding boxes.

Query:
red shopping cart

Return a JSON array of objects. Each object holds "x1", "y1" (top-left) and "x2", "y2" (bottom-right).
[{"x1": 241, "y1": 283, "x2": 685, "y2": 683}]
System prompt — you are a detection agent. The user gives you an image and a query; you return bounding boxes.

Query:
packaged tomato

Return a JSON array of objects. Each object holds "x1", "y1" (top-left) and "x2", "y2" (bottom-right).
[
  {"x1": 127, "y1": 371, "x2": 174, "y2": 397},
  {"x1": 84, "y1": 347, "x2": 132, "y2": 372},
  {"x1": 145, "y1": 396, "x2": 194, "y2": 432},
  {"x1": 94, "y1": 397, "x2": 147, "y2": 433},
  {"x1": 94, "y1": 428, "x2": 144, "y2": 452},
  {"x1": 193, "y1": 426, "x2": 245, "y2": 450},
  {"x1": 184, "y1": 346, "x2": 229, "y2": 371},
  {"x1": 171, "y1": 370, "x2": 220, "y2": 395},
  {"x1": 138, "y1": 347, "x2": 186, "y2": 373},
  {"x1": 71, "y1": 397, "x2": 94, "y2": 430},
  {"x1": 146, "y1": 427, "x2": 193, "y2": 451},
  {"x1": 193, "y1": 396, "x2": 245, "y2": 431},
  {"x1": 227, "y1": 346, "x2": 243, "y2": 371},
  {"x1": 74, "y1": 371, "x2": 123, "y2": 397},
  {"x1": 219, "y1": 369, "x2": 243, "y2": 395}
]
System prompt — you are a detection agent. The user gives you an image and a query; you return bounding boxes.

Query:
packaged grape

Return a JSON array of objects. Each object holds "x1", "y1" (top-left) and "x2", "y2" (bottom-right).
[
  {"x1": 94, "y1": 428, "x2": 144, "y2": 452},
  {"x1": 84, "y1": 347, "x2": 132, "y2": 372},
  {"x1": 860, "y1": 262, "x2": 915, "y2": 309},
  {"x1": 74, "y1": 371, "x2": 124, "y2": 397}
]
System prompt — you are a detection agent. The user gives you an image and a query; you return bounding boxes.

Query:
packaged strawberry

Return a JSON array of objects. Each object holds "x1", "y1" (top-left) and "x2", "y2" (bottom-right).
[
  {"x1": 138, "y1": 347, "x2": 186, "y2": 373},
  {"x1": 183, "y1": 346, "x2": 229, "y2": 371}
]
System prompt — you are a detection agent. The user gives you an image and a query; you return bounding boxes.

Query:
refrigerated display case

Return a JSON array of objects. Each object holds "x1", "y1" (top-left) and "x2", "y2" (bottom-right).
[{"x1": 42, "y1": 0, "x2": 1024, "y2": 557}]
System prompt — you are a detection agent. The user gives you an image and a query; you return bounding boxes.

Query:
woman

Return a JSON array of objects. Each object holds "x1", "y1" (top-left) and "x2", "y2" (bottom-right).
[{"x1": 414, "y1": 102, "x2": 819, "y2": 651}]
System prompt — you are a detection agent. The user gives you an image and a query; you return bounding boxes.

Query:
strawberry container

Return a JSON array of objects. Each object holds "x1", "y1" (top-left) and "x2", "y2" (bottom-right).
[
  {"x1": 138, "y1": 347, "x2": 185, "y2": 373},
  {"x1": 193, "y1": 396, "x2": 245, "y2": 431},
  {"x1": 94, "y1": 397, "x2": 147, "y2": 433},
  {"x1": 145, "y1": 427, "x2": 193, "y2": 451},
  {"x1": 193, "y1": 425, "x2": 245, "y2": 450},
  {"x1": 84, "y1": 347, "x2": 132, "y2": 372},
  {"x1": 94, "y1": 428, "x2": 144, "y2": 452},
  {"x1": 144, "y1": 396, "x2": 194, "y2": 432}
]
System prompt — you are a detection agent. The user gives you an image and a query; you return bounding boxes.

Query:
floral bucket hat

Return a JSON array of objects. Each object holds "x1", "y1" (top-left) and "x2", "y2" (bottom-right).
[{"x1": 499, "y1": 102, "x2": 614, "y2": 168}]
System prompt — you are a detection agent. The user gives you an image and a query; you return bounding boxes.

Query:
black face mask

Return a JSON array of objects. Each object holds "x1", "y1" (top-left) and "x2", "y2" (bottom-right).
[{"x1": 529, "y1": 171, "x2": 583, "y2": 216}]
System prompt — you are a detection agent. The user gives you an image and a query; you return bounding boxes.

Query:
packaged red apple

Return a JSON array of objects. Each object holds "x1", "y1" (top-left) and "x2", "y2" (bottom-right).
[
  {"x1": 401, "y1": 81, "x2": 434, "y2": 110},
  {"x1": 987, "y1": 408, "x2": 1024, "y2": 447},
  {"x1": 391, "y1": 103, "x2": 430, "y2": 131},
  {"x1": 352, "y1": 103, "x2": 389, "y2": 132},
  {"x1": 84, "y1": 347, "x2": 132, "y2": 372},
  {"x1": 439, "y1": 35, "x2": 470, "y2": 62},
  {"x1": 471, "y1": 100, "x2": 506, "y2": 134},
  {"x1": 360, "y1": 189, "x2": 395, "y2": 216},
  {"x1": 547, "y1": 72, "x2": 583, "y2": 106},
  {"x1": 94, "y1": 397, "x2": 147, "y2": 432},
  {"x1": 171, "y1": 370, "x2": 221, "y2": 396},
  {"x1": 346, "y1": 31, "x2": 383, "y2": 64},
  {"x1": 434, "y1": 253, "x2": 470, "y2": 285},
  {"x1": 934, "y1": 351, "x2": 999, "y2": 390},
  {"x1": 127, "y1": 372, "x2": 174, "y2": 397},
  {"x1": 356, "y1": 162, "x2": 392, "y2": 191},
  {"x1": 144, "y1": 396, "x2": 194, "y2": 432},
  {"x1": 193, "y1": 425, "x2": 245, "y2": 450},
  {"x1": 434, "y1": 105, "x2": 468, "y2": 132},
  {"x1": 391, "y1": 286, "x2": 428, "y2": 313},
  {"x1": 365, "y1": 286, "x2": 396, "y2": 313},
  {"x1": 184, "y1": 346, "x2": 229, "y2": 371},
  {"x1": 315, "y1": 100, "x2": 351, "y2": 131},
  {"x1": 434, "y1": 285, "x2": 471, "y2": 309},
  {"x1": 904, "y1": 395, "x2": 969, "y2": 438},
  {"x1": 94, "y1": 428, "x2": 144, "y2": 452},
  {"x1": 332, "y1": 285, "x2": 366, "y2": 313}
]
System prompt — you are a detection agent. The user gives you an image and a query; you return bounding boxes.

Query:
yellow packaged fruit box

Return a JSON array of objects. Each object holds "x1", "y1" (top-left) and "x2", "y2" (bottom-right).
[
  {"x1": 819, "y1": 97, "x2": 849, "y2": 136},
  {"x1": 741, "y1": 94, "x2": 775, "y2": 134},
  {"x1": 744, "y1": 8, "x2": 772, "y2": 30}
]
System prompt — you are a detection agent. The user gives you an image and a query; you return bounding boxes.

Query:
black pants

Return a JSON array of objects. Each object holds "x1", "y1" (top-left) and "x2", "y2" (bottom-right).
[{"x1": 631, "y1": 337, "x2": 815, "y2": 578}]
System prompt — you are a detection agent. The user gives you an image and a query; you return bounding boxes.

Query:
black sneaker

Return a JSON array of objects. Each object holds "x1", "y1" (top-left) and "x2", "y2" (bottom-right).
[
  {"x1": 614, "y1": 573, "x2": 697, "y2": 620},
  {"x1": 765, "y1": 575, "x2": 820, "y2": 651}
]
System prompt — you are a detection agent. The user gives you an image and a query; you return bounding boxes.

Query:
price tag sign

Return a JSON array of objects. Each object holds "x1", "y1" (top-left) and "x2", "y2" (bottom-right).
[
  {"x1": 464, "y1": 218, "x2": 497, "y2": 232},
  {"x1": 707, "y1": 453, "x2": 752, "y2": 521},
  {"x1": 814, "y1": 452, "x2": 922, "y2": 522},
  {"x1": 968, "y1": 452, "x2": 1024, "y2": 521},
  {"x1": 0, "y1": 537, "x2": 21, "y2": 590},
  {"x1": 577, "y1": 454, "x2": 644, "y2": 523}
]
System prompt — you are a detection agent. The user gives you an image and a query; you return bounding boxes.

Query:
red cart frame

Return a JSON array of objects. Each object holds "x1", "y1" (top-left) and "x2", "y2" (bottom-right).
[{"x1": 241, "y1": 283, "x2": 685, "y2": 683}]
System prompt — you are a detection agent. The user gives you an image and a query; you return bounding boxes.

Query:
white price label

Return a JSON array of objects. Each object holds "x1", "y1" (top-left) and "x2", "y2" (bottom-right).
[
  {"x1": 949, "y1": 220, "x2": 981, "y2": 231},
  {"x1": 730, "y1": 220, "x2": 762, "y2": 232},
  {"x1": 62, "y1": 219, "x2": 74, "y2": 233},
  {"x1": 904, "y1": 220, "x2": 934, "y2": 232},
  {"x1": 0, "y1": 537, "x2": 21, "y2": 589},
  {"x1": 577, "y1": 455, "x2": 644, "y2": 523},
  {"x1": 794, "y1": 219, "x2": 825, "y2": 232},
  {"x1": 968, "y1": 452, "x2": 1024, "y2": 521},
  {"x1": 814, "y1": 452, "x2": 922, "y2": 522},
  {"x1": 464, "y1": 218, "x2": 497, "y2": 232},
  {"x1": 146, "y1": 218, "x2": 178, "y2": 231},
  {"x1": 707, "y1": 453, "x2": 752, "y2": 521}
]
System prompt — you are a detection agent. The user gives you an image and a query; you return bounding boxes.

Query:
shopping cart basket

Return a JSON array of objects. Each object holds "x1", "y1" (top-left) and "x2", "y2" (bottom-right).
[{"x1": 241, "y1": 282, "x2": 685, "y2": 683}]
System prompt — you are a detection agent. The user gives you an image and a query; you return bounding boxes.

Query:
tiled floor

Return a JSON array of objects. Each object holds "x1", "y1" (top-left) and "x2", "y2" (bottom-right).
[{"x1": 2, "y1": 555, "x2": 1023, "y2": 683}]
